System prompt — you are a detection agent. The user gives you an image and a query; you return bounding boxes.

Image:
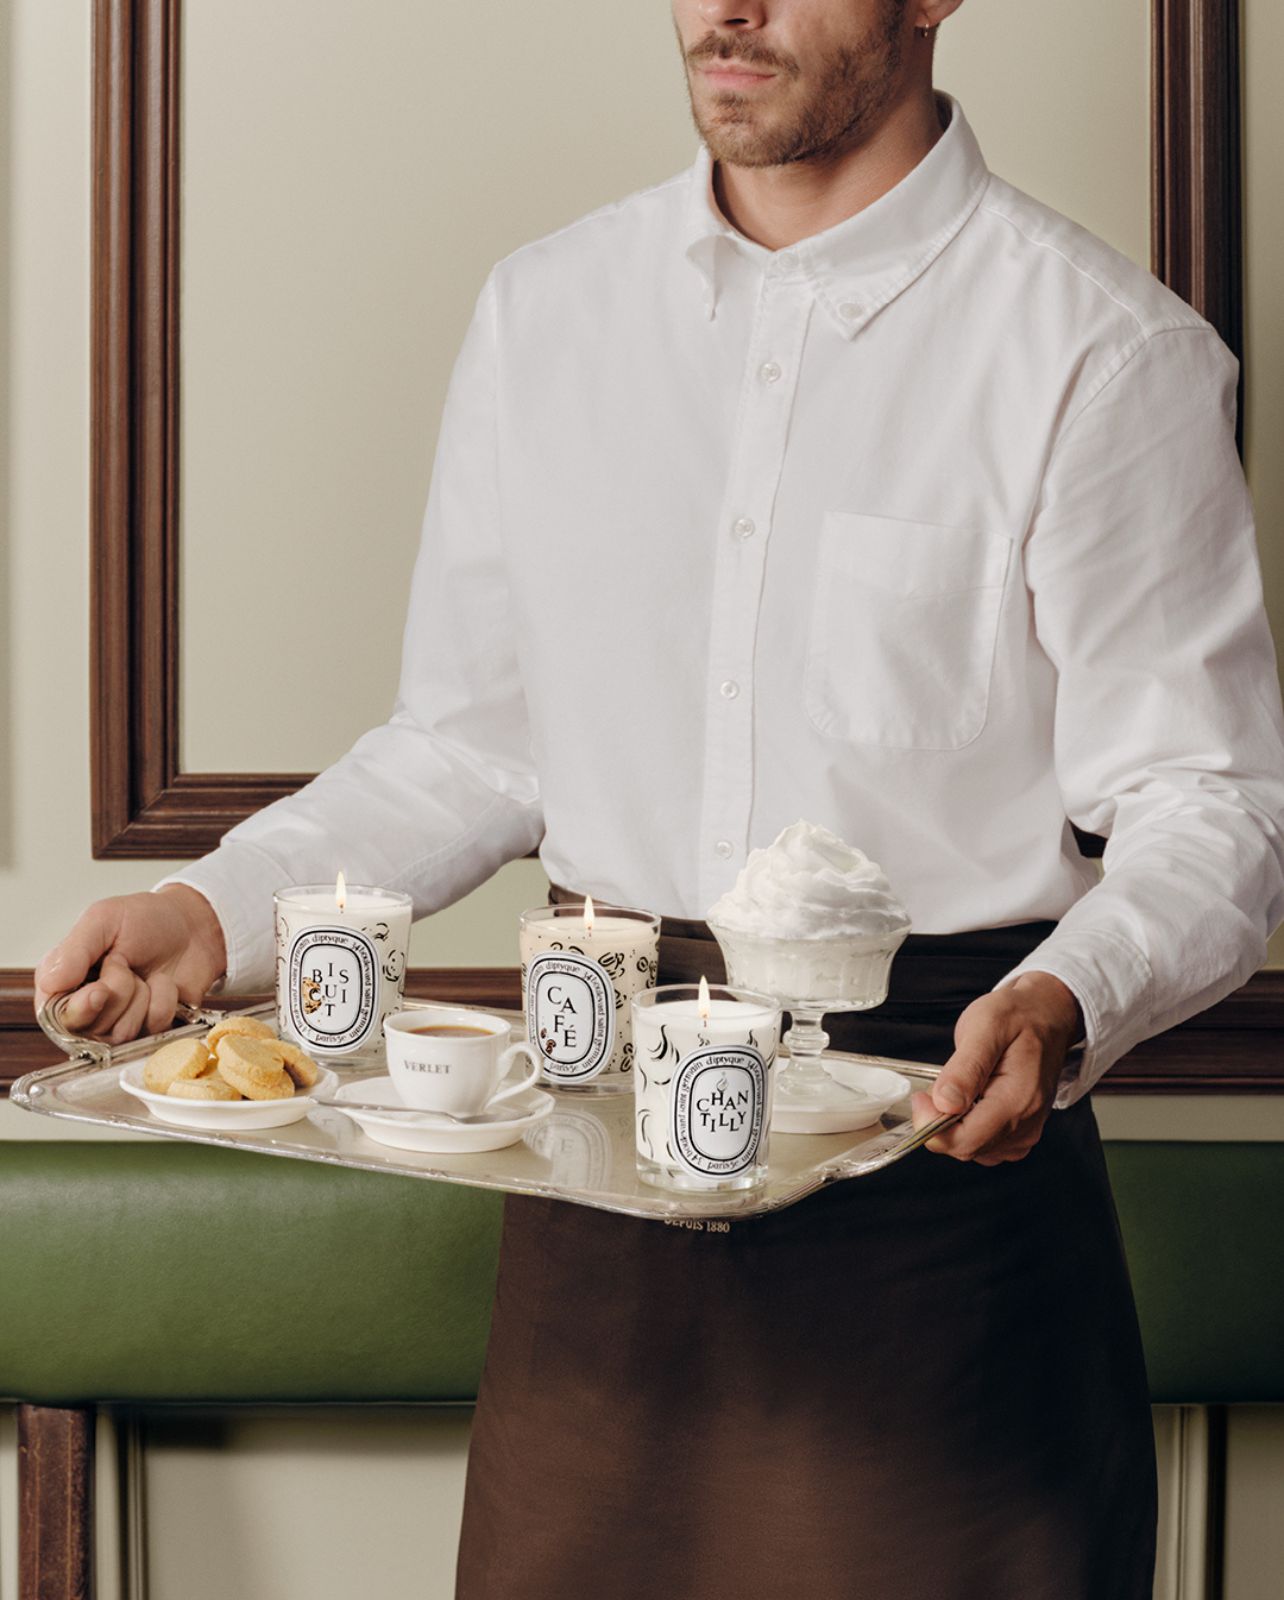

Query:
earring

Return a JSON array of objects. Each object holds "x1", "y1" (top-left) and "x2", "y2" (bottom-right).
[{"x1": 914, "y1": 21, "x2": 939, "y2": 37}]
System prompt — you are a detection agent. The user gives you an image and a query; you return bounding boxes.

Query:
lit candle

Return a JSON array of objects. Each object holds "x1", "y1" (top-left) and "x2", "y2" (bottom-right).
[
  {"x1": 631, "y1": 979, "x2": 781, "y2": 1191},
  {"x1": 518, "y1": 898, "x2": 660, "y2": 1093},
  {"x1": 274, "y1": 876, "x2": 412, "y2": 1069}
]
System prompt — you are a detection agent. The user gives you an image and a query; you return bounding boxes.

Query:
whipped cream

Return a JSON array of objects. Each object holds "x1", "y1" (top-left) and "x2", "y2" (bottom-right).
[{"x1": 706, "y1": 820, "x2": 910, "y2": 942}]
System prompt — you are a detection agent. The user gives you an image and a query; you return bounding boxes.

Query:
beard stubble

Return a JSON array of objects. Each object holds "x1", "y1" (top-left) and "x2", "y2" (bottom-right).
[{"x1": 687, "y1": 1, "x2": 908, "y2": 169}]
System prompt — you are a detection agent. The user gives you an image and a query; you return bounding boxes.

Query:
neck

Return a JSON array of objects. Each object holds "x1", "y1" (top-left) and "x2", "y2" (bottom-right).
[{"x1": 712, "y1": 88, "x2": 949, "y2": 252}]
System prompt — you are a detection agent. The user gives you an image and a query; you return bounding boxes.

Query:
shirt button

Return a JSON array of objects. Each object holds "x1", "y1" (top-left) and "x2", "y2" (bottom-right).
[
  {"x1": 733, "y1": 516, "x2": 756, "y2": 539},
  {"x1": 758, "y1": 360, "x2": 782, "y2": 384},
  {"x1": 715, "y1": 840, "x2": 734, "y2": 860},
  {"x1": 839, "y1": 302, "x2": 860, "y2": 321},
  {"x1": 720, "y1": 680, "x2": 740, "y2": 699}
]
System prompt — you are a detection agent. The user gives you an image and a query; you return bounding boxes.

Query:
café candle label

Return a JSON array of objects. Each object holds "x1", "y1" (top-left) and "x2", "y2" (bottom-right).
[
  {"x1": 526, "y1": 951, "x2": 615, "y2": 1082},
  {"x1": 671, "y1": 1046, "x2": 767, "y2": 1178},
  {"x1": 287, "y1": 927, "x2": 378, "y2": 1050}
]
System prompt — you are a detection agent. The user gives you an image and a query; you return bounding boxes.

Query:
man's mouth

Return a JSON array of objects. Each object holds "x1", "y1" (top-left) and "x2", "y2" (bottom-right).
[{"x1": 699, "y1": 62, "x2": 778, "y2": 88}]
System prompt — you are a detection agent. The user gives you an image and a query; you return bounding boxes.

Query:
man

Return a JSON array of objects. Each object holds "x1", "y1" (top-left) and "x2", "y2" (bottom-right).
[{"x1": 37, "y1": 1, "x2": 1284, "y2": 1595}]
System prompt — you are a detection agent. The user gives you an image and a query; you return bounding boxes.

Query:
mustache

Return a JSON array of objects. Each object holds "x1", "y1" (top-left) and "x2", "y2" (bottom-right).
[{"x1": 687, "y1": 34, "x2": 795, "y2": 76}]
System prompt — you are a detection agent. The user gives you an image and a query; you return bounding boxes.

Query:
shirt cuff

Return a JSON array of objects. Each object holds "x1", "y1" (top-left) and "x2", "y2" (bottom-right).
[
  {"x1": 152, "y1": 839, "x2": 289, "y2": 994},
  {"x1": 989, "y1": 929, "x2": 1154, "y2": 1108}
]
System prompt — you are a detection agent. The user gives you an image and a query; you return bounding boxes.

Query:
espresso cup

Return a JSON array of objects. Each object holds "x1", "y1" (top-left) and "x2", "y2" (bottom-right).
[{"x1": 383, "y1": 1007, "x2": 540, "y2": 1115}]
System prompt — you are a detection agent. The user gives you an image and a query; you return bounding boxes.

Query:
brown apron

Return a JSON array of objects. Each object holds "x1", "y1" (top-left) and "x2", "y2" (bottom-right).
[{"x1": 455, "y1": 892, "x2": 1157, "y2": 1599}]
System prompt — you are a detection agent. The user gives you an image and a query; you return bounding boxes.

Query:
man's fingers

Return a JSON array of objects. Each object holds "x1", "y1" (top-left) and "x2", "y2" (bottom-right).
[
  {"x1": 71, "y1": 953, "x2": 138, "y2": 1041},
  {"x1": 918, "y1": 1043, "x2": 1045, "y2": 1161},
  {"x1": 931, "y1": 1035, "x2": 1001, "y2": 1115},
  {"x1": 930, "y1": 993, "x2": 1031, "y2": 1115},
  {"x1": 34, "y1": 903, "x2": 116, "y2": 1000},
  {"x1": 144, "y1": 974, "x2": 181, "y2": 1039},
  {"x1": 926, "y1": 1090, "x2": 1014, "y2": 1160},
  {"x1": 58, "y1": 983, "x2": 114, "y2": 1036},
  {"x1": 109, "y1": 975, "x2": 153, "y2": 1046}
]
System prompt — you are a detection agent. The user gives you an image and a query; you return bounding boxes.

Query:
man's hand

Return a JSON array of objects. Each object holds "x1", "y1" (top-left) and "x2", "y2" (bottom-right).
[
  {"x1": 910, "y1": 972, "x2": 1083, "y2": 1165},
  {"x1": 33, "y1": 886, "x2": 228, "y2": 1046}
]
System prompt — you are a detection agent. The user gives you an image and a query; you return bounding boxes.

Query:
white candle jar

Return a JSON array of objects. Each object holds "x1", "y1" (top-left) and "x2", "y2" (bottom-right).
[
  {"x1": 631, "y1": 984, "x2": 781, "y2": 1192},
  {"x1": 519, "y1": 902, "x2": 660, "y2": 1094},
  {"x1": 274, "y1": 883, "x2": 412, "y2": 1069}
]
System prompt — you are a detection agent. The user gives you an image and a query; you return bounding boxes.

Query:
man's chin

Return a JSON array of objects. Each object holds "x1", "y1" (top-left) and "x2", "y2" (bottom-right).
[{"x1": 697, "y1": 124, "x2": 787, "y2": 168}]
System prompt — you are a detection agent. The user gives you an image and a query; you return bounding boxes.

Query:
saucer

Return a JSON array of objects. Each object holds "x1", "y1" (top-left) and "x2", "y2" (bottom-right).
[
  {"x1": 771, "y1": 1061, "x2": 912, "y2": 1135},
  {"x1": 329, "y1": 1076, "x2": 555, "y2": 1153},
  {"x1": 119, "y1": 1059, "x2": 340, "y2": 1131}
]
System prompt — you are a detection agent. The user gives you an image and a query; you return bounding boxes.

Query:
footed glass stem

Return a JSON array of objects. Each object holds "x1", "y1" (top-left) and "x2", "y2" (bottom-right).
[{"x1": 779, "y1": 1008, "x2": 833, "y2": 1098}]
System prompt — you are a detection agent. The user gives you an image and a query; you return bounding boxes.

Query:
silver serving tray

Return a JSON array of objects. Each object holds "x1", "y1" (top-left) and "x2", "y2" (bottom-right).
[{"x1": 11, "y1": 996, "x2": 956, "y2": 1222}]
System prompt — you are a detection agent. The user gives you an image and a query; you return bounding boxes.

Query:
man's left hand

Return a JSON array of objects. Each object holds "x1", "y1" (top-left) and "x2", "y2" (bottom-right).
[{"x1": 909, "y1": 973, "x2": 1083, "y2": 1166}]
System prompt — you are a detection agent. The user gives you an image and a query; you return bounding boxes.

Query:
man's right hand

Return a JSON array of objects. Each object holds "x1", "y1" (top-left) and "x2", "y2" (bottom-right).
[{"x1": 33, "y1": 886, "x2": 228, "y2": 1046}]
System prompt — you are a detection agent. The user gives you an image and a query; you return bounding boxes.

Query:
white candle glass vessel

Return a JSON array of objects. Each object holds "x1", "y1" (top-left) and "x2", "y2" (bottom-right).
[
  {"x1": 274, "y1": 879, "x2": 412, "y2": 1071},
  {"x1": 707, "y1": 923, "x2": 910, "y2": 1134},
  {"x1": 631, "y1": 982, "x2": 781, "y2": 1193},
  {"x1": 519, "y1": 901, "x2": 660, "y2": 1094}
]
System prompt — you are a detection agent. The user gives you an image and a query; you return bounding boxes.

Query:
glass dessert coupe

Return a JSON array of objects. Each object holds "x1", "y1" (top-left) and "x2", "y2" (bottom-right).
[{"x1": 708, "y1": 921, "x2": 911, "y2": 1134}]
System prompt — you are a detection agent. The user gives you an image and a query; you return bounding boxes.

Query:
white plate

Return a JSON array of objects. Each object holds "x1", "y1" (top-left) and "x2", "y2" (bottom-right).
[
  {"x1": 772, "y1": 1061, "x2": 913, "y2": 1135},
  {"x1": 119, "y1": 1058, "x2": 340, "y2": 1131},
  {"x1": 781, "y1": 1056, "x2": 909, "y2": 1132},
  {"x1": 329, "y1": 1076, "x2": 555, "y2": 1154}
]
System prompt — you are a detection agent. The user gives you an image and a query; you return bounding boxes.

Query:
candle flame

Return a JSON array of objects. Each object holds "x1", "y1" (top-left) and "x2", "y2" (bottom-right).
[
  {"x1": 698, "y1": 974, "x2": 711, "y2": 1025},
  {"x1": 335, "y1": 871, "x2": 347, "y2": 912},
  {"x1": 583, "y1": 893, "x2": 595, "y2": 934}
]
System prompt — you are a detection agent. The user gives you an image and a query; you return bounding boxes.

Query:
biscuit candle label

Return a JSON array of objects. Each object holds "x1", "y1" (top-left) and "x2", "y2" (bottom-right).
[
  {"x1": 671, "y1": 1046, "x2": 766, "y2": 1177},
  {"x1": 526, "y1": 951, "x2": 614, "y2": 1081},
  {"x1": 287, "y1": 927, "x2": 378, "y2": 1050}
]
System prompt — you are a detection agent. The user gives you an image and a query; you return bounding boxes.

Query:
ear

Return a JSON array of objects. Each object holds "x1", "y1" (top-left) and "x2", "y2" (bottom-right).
[{"x1": 918, "y1": 0, "x2": 968, "y2": 28}]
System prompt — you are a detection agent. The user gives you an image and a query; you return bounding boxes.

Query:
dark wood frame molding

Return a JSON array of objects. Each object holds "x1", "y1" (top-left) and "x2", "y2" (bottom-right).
[
  {"x1": 1151, "y1": 0, "x2": 1243, "y2": 367},
  {"x1": 90, "y1": 0, "x2": 312, "y2": 857},
  {"x1": 4, "y1": 966, "x2": 1282, "y2": 1100}
]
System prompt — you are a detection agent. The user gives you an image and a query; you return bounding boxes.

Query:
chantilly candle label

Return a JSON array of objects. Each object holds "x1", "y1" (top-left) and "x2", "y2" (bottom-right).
[
  {"x1": 671, "y1": 1046, "x2": 767, "y2": 1178},
  {"x1": 287, "y1": 927, "x2": 378, "y2": 1050},
  {"x1": 526, "y1": 951, "x2": 615, "y2": 1082}
]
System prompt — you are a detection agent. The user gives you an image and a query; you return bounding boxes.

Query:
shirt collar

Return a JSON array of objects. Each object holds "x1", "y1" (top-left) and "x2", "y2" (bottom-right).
[{"x1": 681, "y1": 90, "x2": 990, "y2": 338}]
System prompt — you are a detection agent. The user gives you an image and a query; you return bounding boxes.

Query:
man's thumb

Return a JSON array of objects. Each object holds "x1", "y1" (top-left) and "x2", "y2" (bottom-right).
[{"x1": 931, "y1": 1044, "x2": 993, "y2": 1115}]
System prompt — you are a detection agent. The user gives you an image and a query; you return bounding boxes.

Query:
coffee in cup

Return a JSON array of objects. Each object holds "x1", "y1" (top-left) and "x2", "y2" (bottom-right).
[{"x1": 383, "y1": 1007, "x2": 540, "y2": 1115}]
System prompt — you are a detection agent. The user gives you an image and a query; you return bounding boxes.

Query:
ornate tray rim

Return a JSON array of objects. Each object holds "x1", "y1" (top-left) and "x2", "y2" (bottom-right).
[{"x1": 10, "y1": 997, "x2": 958, "y2": 1222}]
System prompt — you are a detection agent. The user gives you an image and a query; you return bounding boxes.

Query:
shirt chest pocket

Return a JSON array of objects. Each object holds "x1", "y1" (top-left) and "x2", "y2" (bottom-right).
[{"x1": 803, "y1": 512, "x2": 1012, "y2": 750}]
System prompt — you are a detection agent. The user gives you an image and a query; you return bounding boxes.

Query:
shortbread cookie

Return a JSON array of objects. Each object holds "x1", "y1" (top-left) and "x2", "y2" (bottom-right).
[
  {"x1": 268, "y1": 1038, "x2": 320, "y2": 1089},
  {"x1": 143, "y1": 1038, "x2": 214, "y2": 1093},
  {"x1": 206, "y1": 1014, "x2": 277, "y2": 1051},
  {"x1": 215, "y1": 1035, "x2": 295, "y2": 1100},
  {"x1": 167, "y1": 1075, "x2": 241, "y2": 1102}
]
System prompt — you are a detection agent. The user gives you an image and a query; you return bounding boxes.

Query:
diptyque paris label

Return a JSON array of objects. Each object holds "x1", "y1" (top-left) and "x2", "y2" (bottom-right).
[
  {"x1": 526, "y1": 951, "x2": 615, "y2": 1081},
  {"x1": 287, "y1": 927, "x2": 379, "y2": 1050},
  {"x1": 671, "y1": 1046, "x2": 767, "y2": 1177}
]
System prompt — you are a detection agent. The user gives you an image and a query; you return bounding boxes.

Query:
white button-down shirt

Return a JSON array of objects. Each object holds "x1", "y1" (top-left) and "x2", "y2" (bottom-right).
[{"x1": 161, "y1": 92, "x2": 1284, "y2": 1106}]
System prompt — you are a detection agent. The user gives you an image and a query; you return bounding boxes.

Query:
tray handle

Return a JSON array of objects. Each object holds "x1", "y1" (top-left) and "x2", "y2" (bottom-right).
[
  {"x1": 829, "y1": 1108, "x2": 964, "y2": 1179},
  {"x1": 35, "y1": 992, "x2": 223, "y2": 1065}
]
